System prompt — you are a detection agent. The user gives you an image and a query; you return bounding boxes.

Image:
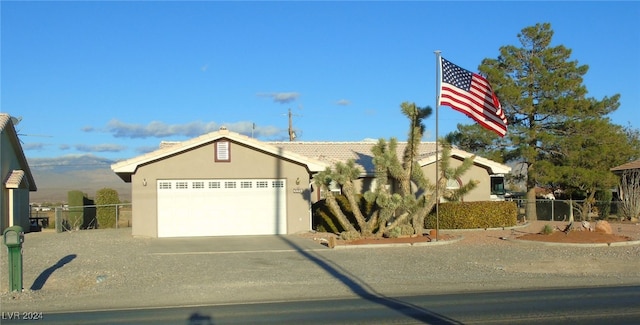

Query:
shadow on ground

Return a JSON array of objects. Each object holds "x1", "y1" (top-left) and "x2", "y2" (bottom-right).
[
  {"x1": 278, "y1": 236, "x2": 462, "y2": 324},
  {"x1": 30, "y1": 254, "x2": 77, "y2": 291}
]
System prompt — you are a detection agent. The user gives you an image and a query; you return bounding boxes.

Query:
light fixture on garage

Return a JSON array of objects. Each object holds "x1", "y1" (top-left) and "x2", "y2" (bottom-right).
[
  {"x1": 143, "y1": 178, "x2": 147, "y2": 186},
  {"x1": 296, "y1": 177, "x2": 300, "y2": 185}
]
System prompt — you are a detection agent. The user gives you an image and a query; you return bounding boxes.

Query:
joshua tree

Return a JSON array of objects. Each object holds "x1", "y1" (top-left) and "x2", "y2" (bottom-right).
[{"x1": 313, "y1": 102, "x2": 477, "y2": 238}]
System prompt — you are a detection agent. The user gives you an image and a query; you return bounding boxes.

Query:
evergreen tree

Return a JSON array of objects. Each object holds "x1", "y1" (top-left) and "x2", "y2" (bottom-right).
[
  {"x1": 539, "y1": 118, "x2": 640, "y2": 219},
  {"x1": 449, "y1": 23, "x2": 625, "y2": 220}
]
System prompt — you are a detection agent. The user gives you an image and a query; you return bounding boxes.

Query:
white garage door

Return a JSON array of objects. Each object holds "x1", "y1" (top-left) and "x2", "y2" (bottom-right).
[{"x1": 157, "y1": 179, "x2": 287, "y2": 237}]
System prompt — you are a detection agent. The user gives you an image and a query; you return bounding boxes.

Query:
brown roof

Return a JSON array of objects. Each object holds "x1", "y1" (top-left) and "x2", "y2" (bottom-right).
[{"x1": 611, "y1": 159, "x2": 640, "y2": 172}]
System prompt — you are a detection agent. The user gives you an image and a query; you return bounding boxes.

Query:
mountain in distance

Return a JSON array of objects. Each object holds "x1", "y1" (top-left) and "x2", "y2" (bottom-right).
[{"x1": 28, "y1": 154, "x2": 131, "y2": 204}]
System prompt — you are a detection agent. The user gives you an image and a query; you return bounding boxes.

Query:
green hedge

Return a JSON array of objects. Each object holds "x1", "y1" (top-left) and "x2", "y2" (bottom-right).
[
  {"x1": 95, "y1": 188, "x2": 120, "y2": 228},
  {"x1": 67, "y1": 190, "x2": 86, "y2": 230},
  {"x1": 426, "y1": 201, "x2": 517, "y2": 229}
]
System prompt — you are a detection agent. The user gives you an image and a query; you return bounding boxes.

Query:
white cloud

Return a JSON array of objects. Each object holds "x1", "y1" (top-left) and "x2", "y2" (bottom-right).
[
  {"x1": 27, "y1": 154, "x2": 115, "y2": 171},
  {"x1": 106, "y1": 119, "x2": 220, "y2": 139},
  {"x1": 75, "y1": 143, "x2": 126, "y2": 153},
  {"x1": 105, "y1": 119, "x2": 286, "y2": 139},
  {"x1": 22, "y1": 142, "x2": 46, "y2": 151},
  {"x1": 257, "y1": 92, "x2": 300, "y2": 104},
  {"x1": 336, "y1": 99, "x2": 351, "y2": 106}
]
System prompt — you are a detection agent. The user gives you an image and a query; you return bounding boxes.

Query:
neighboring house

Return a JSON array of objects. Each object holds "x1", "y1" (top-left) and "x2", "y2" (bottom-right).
[
  {"x1": 611, "y1": 159, "x2": 640, "y2": 200},
  {"x1": 111, "y1": 128, "x2": 510, "y2": 238},
  {"x1": 0, "y1": 114, "x2": 37, "y2": 232},
  {"x1": 272, "y1": 141, "x2": 511, "y2": 203}
]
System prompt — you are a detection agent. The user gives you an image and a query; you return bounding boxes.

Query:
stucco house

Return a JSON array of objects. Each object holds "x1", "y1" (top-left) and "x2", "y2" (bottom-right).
[
  {"x1": 0, "y1": 114, "x2": 37, "y2": 232},
  {"x1": 273, "y1": 141, "x2": 510, "y2": 203},
  {"x1": 111, "y1": 128, "x2": 510, "y2": 238},
  {"x1": 611, "y1": 159, "x2": 640, "y2": 201},
  {"x1": 611, "y1": 159, "x2": 640, "y2": 175}
]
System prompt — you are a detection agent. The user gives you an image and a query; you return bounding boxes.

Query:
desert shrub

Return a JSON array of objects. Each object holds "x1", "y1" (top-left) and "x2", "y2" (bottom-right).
[
  {"x1": 340, "y1": 230, "x2": 361, "y2": 240},
  {"x1": 388, "y1": 224, "x2": 414, "y2": 238},
  {"x1": 95, "y1": 188, "x2": 120, "y2": 228},
  {"x1": 541, "y1": 224, "x2": 554, "y2": 235}
]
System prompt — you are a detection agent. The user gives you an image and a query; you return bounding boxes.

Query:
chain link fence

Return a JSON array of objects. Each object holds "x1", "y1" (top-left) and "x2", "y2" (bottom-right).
[
  {"x1": 29, "y1": 204, "x2": 132, "y2": 232},
  {"x1": 506, "y1": 198, "x2": 623, "y2": 222}
]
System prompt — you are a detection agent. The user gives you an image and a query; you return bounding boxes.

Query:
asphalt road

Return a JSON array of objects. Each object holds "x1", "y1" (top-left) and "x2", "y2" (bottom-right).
[{"x1": 5, "y1": 285, "x2": 638, "y2": 325}]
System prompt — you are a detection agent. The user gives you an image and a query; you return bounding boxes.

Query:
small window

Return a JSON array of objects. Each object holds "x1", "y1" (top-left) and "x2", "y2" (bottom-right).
[
  {"x1": 215, "y1": 140, "x2": 231, "y2": 162},
  {"x1": 193, "y1": 181, "x2": 204, "y2": 189},
  {"x1": 241, "y1": 181, "x2": 252, "y2": 189},
  {"x1": 225, "y1": 181, "x2": 236, "y2": 189},
  {"x1": 320, "y1": 180, "x2": 341, "y2": 199},
  {"x1": 176, "y1": 181, "x2": 189, "y2": 189},
  {"x1": 490, "y1": 176, "x2": 506, "y2": 195},
  {"x1": 256, "y1": 181, "x2": 268, "y2": 188},
  {"x1": 209, "y1": 181, "x2": 220, "y2": 189},
  {"x1": 159, "y1": 182, "x2": 172, "y2": 190},
  {"x1": 329, "y1": 180, "x2": 341, "y2": 193},
  {"x1": 272, "y1": 180, "x2": 284, "y2": 188},
  {"x1": 446, "y1": 178, "x2": 461, "y2": 190}
]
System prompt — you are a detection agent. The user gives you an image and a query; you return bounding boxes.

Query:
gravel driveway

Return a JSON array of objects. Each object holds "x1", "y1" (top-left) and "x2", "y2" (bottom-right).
[{"x1": 1, "y1": 222, "x2": 639, "y2": 313}]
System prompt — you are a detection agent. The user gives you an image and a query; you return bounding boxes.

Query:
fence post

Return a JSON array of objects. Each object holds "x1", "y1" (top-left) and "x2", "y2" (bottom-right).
[
  {"x1": 55, "y1": 207, "x2": 62, "y2": 233},
  {"x1": 116, "y1": 204, "x2": 119, "y2": 229}
]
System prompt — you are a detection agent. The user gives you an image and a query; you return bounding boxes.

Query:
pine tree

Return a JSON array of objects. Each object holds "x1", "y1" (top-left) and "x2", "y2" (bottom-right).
[{"x1": 450, "y1": 23, "x2": 624, "y2": 220}]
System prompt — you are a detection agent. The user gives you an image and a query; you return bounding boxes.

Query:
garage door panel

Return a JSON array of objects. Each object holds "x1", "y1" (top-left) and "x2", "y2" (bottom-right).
[{"x1": 157, "y1": 179, "x2": 286, "y2": 237}]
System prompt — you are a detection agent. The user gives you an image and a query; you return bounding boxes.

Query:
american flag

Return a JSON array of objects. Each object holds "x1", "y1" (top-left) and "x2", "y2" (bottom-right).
[{"x1": 439, "y1": 57, "x2": 507, "y2": 137}]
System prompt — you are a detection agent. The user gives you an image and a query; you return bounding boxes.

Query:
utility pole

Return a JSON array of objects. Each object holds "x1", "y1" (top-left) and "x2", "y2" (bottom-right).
[{"x1": 288, "y1": 108, "x2": 296, "y2": 141}]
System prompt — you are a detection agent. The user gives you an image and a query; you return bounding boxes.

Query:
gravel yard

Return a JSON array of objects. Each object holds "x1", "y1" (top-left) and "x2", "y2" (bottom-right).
[{"x1": 1, "y1": 221, "x2": 639, "y2": 313}]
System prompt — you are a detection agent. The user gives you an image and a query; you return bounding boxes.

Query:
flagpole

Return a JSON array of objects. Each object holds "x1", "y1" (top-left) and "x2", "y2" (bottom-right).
[{"x1": 434, "y1": 50, "x2": 441, "y2": 242}]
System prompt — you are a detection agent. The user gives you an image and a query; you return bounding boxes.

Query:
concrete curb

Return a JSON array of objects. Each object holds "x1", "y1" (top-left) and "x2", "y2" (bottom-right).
[
  {"x1": 440, "y1": 223, "x2": 530, "y2": 233},
  {"x1": 443, "y1": 222, "x2": 640, "y2": 247},
  {"x1": 332, "y1": 235, "x2": 464, "y2": 249},
  {"x1": 323, "y1": 222, "x2": 640, "y2": 249},
  {"x1": 509, "y1": 238, "x2": 640, "y2": 248}
]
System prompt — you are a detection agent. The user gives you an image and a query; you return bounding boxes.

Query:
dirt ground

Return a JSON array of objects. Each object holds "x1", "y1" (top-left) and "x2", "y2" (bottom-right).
[
  {"x1": 516, "y1": 229, "x2": 632, "y2": 243},
  {"x1": 304, "y1": 220, "x2": 640, "y2": 247}
]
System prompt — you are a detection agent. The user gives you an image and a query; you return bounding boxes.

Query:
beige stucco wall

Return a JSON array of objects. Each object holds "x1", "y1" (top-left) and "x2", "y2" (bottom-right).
[
  {"x1": 421, "y1": 157, "x2": 491, "y2": 202},
  {"x1": 0, "y1": 132, "x2": 32, "y2": 232},
  {"x1": 9, "y1": 188, "x2": 30, "y2": 231},
  {"x1": 129, "y1": 139, "x2": 313, "y2": 237},
  {"x1": 310, "y1": 158, "x2": 493, "y2": 204}
]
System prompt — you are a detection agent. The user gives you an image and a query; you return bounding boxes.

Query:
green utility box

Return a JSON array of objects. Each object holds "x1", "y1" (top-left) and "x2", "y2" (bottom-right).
[{"x1": 3, "y1": 225, "x2": 24, "y2": 292}]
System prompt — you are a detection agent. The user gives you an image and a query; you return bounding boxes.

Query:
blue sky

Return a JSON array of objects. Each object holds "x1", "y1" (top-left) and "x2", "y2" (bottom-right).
[{"x1": 2, "y1": 1, "x2": 639, "y2": 165}]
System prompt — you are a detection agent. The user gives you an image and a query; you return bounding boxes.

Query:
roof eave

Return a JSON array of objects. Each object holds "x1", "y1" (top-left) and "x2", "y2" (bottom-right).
[{"x1": 110, "y1": 130, "x2": 330, "y2": 177}]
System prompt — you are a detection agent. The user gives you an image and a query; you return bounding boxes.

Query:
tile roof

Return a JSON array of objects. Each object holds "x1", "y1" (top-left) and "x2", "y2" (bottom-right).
[
  {"x1": 111, "y1": 128, "x2": 329, "y2": 181},
  {"x1": 0, "y1": 113, "x2": 37, "y2": 191},
  {"x1": 611, "y1": 159, "x2": 640, "y2": 172},
  {"x1": 4, "y1": 170, "x2": 25, "y2": 189},
  {"x1": 0, "y1": 114, "x2": 10, "y2": 131},
  {"x1": 113, "y1": 129, "x2": 510, "y2": 180},
  {"x1": 270, "y1": 141, "x2": 438, "y2": 175}
]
